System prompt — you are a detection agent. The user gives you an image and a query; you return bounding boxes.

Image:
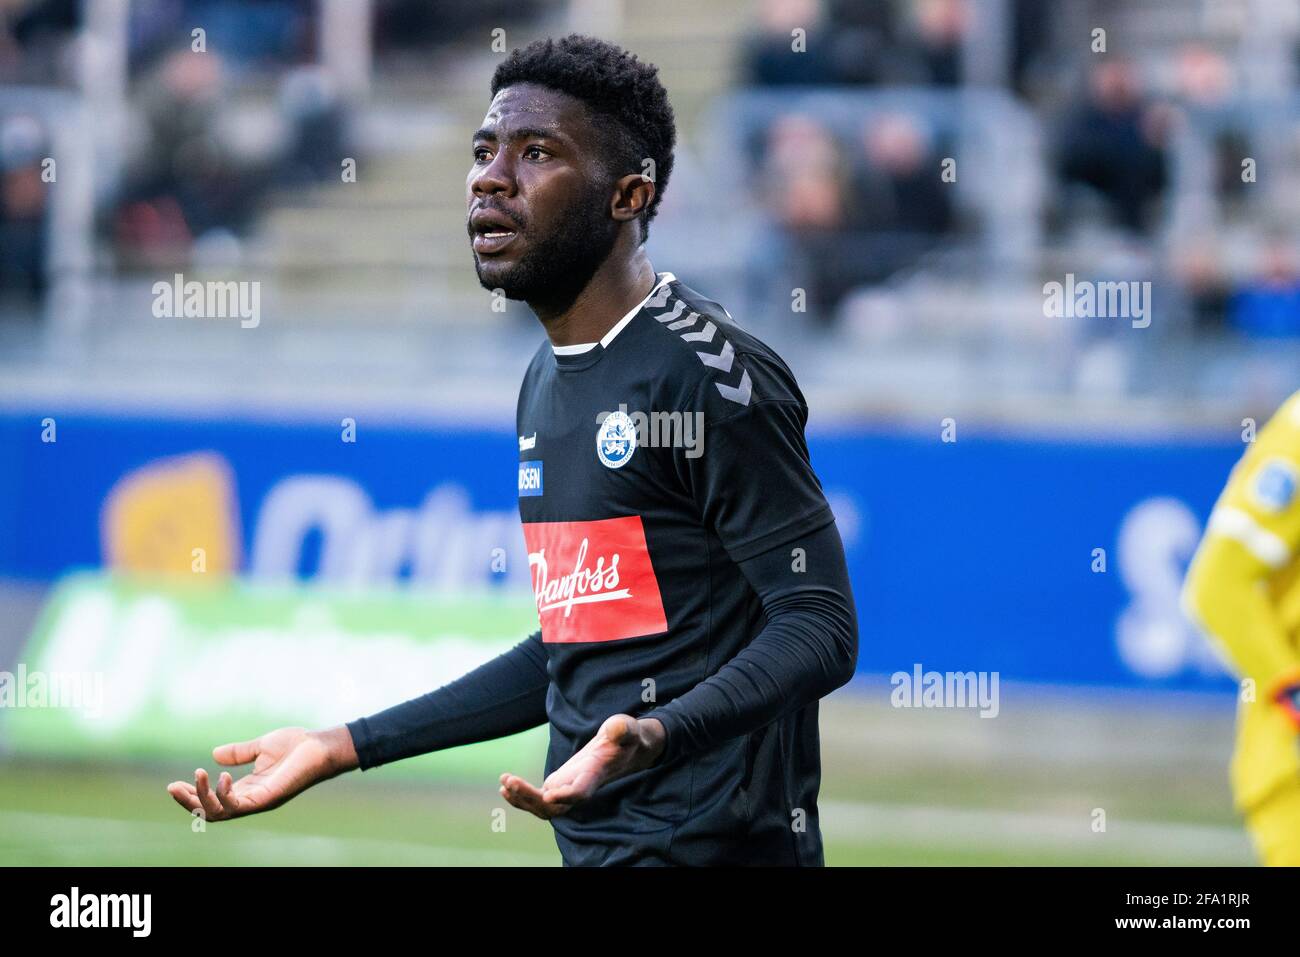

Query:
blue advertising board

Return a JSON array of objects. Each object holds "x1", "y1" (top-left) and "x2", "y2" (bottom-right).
[{"x1": 0, "y1": 410, "x2": 1245, "y2": 692}]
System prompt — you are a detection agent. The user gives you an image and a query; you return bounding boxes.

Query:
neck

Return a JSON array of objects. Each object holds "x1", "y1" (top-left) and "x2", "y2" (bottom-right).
[{"x1": 529, "y1": 237, "x2": 656, "y2": 348}]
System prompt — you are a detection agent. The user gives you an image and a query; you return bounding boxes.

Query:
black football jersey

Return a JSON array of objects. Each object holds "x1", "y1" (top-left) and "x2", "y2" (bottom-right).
[{"x1": 516, "y1": 271, "x2": 838, "y2": 865}]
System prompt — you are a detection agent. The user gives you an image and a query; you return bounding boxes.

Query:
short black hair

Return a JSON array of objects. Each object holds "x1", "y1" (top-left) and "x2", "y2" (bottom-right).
[{"x1": 490, "y1": 34, "x2": 676, "y2": 242}]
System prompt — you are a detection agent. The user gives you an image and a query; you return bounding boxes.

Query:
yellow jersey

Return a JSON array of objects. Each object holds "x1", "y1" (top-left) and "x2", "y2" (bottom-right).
[{"x1": 1183, "y1": 390, "x2": 1300, "y2": 812}]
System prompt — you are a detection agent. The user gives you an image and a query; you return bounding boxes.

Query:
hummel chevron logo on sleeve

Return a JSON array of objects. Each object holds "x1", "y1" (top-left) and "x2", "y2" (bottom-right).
[
  {"x1": 715, "y1": 368, "x2": 752, "y2": 406},
  {"x1": 647, "y1": 289, "x2": 753, "y2": 407},
  {"x1": 654, "y1": 300, "x2": 687, "y2": 324},
  {"x1": 681, "y1": 321, "x2": 715, "y2": 343},
  {"x1": 697, "y1": 339, "x2": 733, "y2": 371},
  {"x1": 646, "y1": 282, "x2": 673, "y2": 310}
]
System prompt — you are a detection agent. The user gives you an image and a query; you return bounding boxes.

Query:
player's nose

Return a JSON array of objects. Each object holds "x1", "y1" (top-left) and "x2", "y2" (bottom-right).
[{"x1": 469, "y1": 154, "x2": 515, "y2": 201}]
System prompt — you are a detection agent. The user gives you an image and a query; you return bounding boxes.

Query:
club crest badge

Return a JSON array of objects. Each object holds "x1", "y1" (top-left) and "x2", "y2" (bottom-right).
[
  {"x1": 596, "y1": 410, "x2": 637, "y2": 469},
  {"x1": 1251, "y1": 458, "x2": 1297, "y2": 513}
]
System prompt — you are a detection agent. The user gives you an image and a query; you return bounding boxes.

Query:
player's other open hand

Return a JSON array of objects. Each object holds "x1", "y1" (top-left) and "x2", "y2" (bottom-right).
[
  {"x1": 500, "y1": 714, "x2": 665, "y2": 820},
  {"x1": 166, "y1": 725, "x2": 358, "y2": 822}
]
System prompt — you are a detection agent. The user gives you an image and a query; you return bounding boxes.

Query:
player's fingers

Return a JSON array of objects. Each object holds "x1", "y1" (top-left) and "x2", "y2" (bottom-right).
[
  {"x1": 500, "y1": 773, "x2": 526, "y2": 795},
  {"x1": 540, "y1": 785, "x2": 578, "y2": 806},
  {"x1": 531, "y1": 785, "x2": 571, "y2": 817},
  {"x1": 500, "y1": 783, "x2": 541, "y2": 817},
  {"x1": 501, "y1": 775, "x2": 552, "y2": 819},
  {"x1": 213, "y1": 738, "x2": 260, "y2": 766},
  {"x1": 500, "y1": 783, "x2": 526, "y2": 811},
  {"x1": 194, "y1": 768, "x2": 225, "y2": 820},
  {"x1": 167, "y1": 782, "x2": 201, "y2": 814},
  {"x1": 214, "y1": 771, "x2": 241, "y2": 816},
  {"x1": 507, "y1": 774, "x2": 547, "y2": 802}
]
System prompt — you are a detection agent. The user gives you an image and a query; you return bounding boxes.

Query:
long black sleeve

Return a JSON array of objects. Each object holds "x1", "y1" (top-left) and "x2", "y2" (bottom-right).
[
  {"x1": 643, "y1": 519, "x2": 858, "y2": 763},
  {"x1": 346, "y1": 630, "x2": 550, "y2": 770}
]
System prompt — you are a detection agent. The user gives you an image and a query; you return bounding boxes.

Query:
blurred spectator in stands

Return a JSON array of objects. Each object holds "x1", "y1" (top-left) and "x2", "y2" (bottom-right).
[
  {"x1": 0, "y1": 0, "x2": 80, "y2": 86},
  {"x1": 127, "y1": 0, "x2": 311, "y2": 78},
  {"x1": 908, "y1": 0, "x2": 968, "y2": 86},
  {"x1": 0, "y1": 112, "x2": 50, "y2": 300},
  {"x1": 753, "y1": 0, "x2": 971, "y2": 88},
  {"x1": 1212, "y1": 128, "x2": 1253, "y2": 209},
  {"x1": 833, "y1": 0, "x2": 970, "y2": 87},
  {"x1": 1056, "y1": 59, "x2": 1170, "y2": 234},
  {"x1": 749, "y1": 109, "x2": 956, "y2": 325},
  {"x1": 763, "y1": 113, "x2": 846, "y2": 231},
  {"x1": 835, "y1": 112, "x2": 954, "y2": 296},
  {"x1": 373, "y1": 0, "x2": 545, "y2": 53},
  {"x1": 746, "y1": 113, "x2": 850, "y2": 324},
  {"x1": 826, "y1": 0, "x2": 894, "y2": 36},
  {"x1": 741, "y1": 0, "x2": 835, "y2": 87},
  {"x1": 113, "y1": 48, "x2": 268, "y2": 266},
  {"x1": 816, "y1": 0, "x2": 909, "y2": 86},
  {"x1": 191, "y1": 0, "x2": 310, "y2": 70},
  {"x1": 277, "y1": 65, "x2": 348, "y2": 186},
  {"x1": 1175, "y1": 43, "x2": 1234, "y2": 107},
  {"x1": 1230, "y1": 237, "x2": 1300, "y2": 339},
  {"x1": 1009, "y1": 0, "x2": 1059, "y2": 102},
  {"x1": 1171, "y1": 44, "x2": 1254, "y2": 216},
  {"x1": 1169, "y1": 240, "x2": 1231, "y2": 335},
  {"x1": 853, "y1": 112, "x2": 954, "y2": 234}
]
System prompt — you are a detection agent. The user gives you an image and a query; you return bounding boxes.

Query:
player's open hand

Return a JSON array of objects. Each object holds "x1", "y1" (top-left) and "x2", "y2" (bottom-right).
[
  {"x1": 500, "y1": 714, "x2": 665, "y2": 820},
  {"x1": 166, "y1": 725, "x2": 357, "y2": 822}
]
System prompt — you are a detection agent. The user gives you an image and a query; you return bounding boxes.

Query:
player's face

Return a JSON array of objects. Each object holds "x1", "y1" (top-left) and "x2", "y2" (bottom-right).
[{"x1": 467, "y1": 83, "x2": 621, "y2": 302}]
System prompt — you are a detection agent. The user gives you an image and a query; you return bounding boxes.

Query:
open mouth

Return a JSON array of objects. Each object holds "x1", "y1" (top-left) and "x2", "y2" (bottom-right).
[
  {"x1": 472, "y1": 228, "x2": 518, "y2": 255},
  {"x1": 470, "y1": 207, "x2": 522, "y2": 256}
]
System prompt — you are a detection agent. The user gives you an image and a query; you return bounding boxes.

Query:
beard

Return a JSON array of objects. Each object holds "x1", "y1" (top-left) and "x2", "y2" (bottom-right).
[{"x1": 471, "y1": 183, "x2": 621, "y2": 308}]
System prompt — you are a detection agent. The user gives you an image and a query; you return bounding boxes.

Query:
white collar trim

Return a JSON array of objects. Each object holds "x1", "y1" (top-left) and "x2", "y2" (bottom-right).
[
  {"x1": 550, "y1": 272, "x2": 676, "y2": 355},
  {"x1": 552, "y1": 341, "x2": 598, "y2": 355}
]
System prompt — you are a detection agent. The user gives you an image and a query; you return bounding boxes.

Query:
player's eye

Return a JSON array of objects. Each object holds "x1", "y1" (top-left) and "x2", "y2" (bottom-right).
[
  {"x1": 472, "y1": 146, "x2": 491, "y2": 163},
  {"x1": 523, "y1": 145, "x2": 549, "y2": 161}
]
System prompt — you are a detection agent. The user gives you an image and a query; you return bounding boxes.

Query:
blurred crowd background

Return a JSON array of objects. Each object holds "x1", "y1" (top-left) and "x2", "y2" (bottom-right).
[{"x1": 1, "y1": 0, "x2": 1298, "y2": 424}]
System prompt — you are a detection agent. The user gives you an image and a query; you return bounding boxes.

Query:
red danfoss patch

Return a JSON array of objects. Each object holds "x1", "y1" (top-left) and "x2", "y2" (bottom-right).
[{"x1": 522, "y1": 515, "x2": 668, "y2": 643}]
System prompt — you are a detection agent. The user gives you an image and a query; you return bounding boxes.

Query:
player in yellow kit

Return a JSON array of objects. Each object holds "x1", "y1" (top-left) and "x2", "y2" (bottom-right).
[{"x1": 1183, "y1": 390, "x2": 1300, "y2": 866}]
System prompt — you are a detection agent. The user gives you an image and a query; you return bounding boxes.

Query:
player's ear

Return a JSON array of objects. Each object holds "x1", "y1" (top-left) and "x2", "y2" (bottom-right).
[{"x1": 610, "y1": 172, "x2": 654, "y2": 225}]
